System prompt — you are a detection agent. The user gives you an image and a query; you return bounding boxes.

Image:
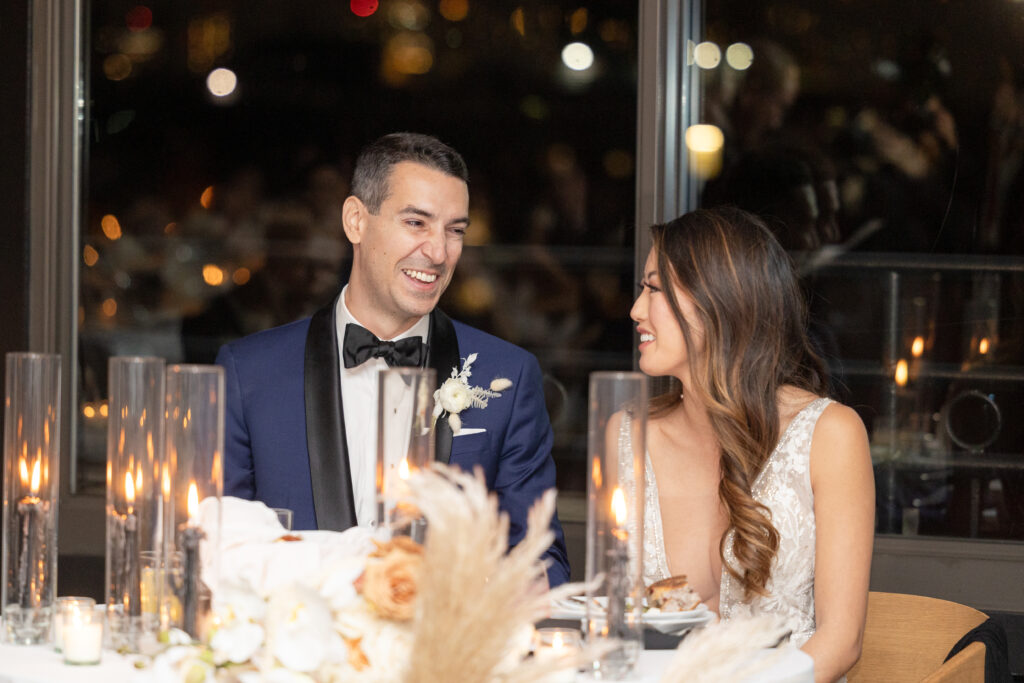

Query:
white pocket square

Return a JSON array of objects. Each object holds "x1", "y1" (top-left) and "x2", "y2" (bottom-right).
[{"x1": 454, "y1": 427, "x2": 487, "y2": 437}]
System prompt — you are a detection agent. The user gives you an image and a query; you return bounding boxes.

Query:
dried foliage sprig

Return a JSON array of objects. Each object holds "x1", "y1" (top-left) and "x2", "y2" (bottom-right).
[
  {"x1": 404, "y1": 465, "x2": 592, "y2": 683},
  {"x1": 660, "y1": 613, "x2": 793, "y2": 683}
]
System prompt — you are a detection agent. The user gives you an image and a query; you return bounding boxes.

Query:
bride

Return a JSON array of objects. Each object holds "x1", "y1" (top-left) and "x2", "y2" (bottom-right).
[{"x1": 629, "y1": 207, "x2": 873, "y2": 682}]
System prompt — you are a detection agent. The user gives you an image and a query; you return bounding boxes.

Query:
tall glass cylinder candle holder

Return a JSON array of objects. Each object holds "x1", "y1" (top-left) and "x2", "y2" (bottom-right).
[
  {"x1": 164, "y1": 365, "x2": 223, "y2": 640},
  {"x1": 584, "y1": 371, "x2": 647, "y2": 679},
  {"x1": 105, "y1": 356, "x2": 165, "y2": 651},
  {"x1": 376, "y1": 367, "x2": 435, "y2": 540},
  {"x1": 2, "y1": 353, "x2": 61, "y2": 645}
]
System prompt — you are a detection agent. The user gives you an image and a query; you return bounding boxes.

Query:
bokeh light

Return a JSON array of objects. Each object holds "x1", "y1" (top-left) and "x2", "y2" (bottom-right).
[
  {"x1": 102, "y1": 298, "x2": 118, "y2": 318},
  {"x1": 83, "y1": 244, "x2": 99, "y2": 267},
  {"x1": 200, "y1": 186, "x2": 215, "y2": 209},
  {"x1": 894, "y1": 359, "x2": 909, "y2": 386},
  {"x1": 101, "y1": 214, "x2": 123, "y2": 241},
  {"x1": 561, "y1": 42, "x2": 594, "y2": 71},
  {"x1": 351, "y1": 0, "x2": 379, "y2": 18},
  {"x1": 603, "y1": 149, "x2": 634, "y2": 179},
  {"x1": 382, "y1": 32, "x2": 434, "y2": 82},
  {"x1": 83, "y1": 404, "x2": 96, "y2": 419},
  {"x1": 569, "y1": 8, "x2": 588, "y2": 35},
  {"x1": 693, "y1": 41, "x2": 722, "y2": 69},
  {"x1": 125, "y1": 5, "x2": 153, "y2": 32},
  {"x1": 388, "y1": 0, "x2": 430, "y2": 30},
  {"x1": 725, "y1": 42, "x2": 753, "y2": 70},
  {"x1": 202, "y1": 264, "x2": 225, "y2": 286},
  {"x1": 103, "y1": 54, "x2": 133, "y2": 81},
  {"x1": 684, "y1": 124, "x2": 725, "y2": 179},
  {"x1": 911, "y1": 336, "x2": 925, "y2": 358},
  {"x1": 439, "y1": 0, "x2": 469, "y2": 22},
  {"x1": 206, "y1": 67, "x2": 238, "y2": 97},
  {"x1": 979, "y1": 337, "x2": 990, "y2": 355},
  {"x1": 232, "y1": 267, "x2": 251, "y2": 286}
]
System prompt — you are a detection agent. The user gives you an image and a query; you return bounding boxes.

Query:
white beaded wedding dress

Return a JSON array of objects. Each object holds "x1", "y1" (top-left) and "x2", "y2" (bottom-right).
[{"x1": 623, "y1": 397, "x2": 833, "y2": 648}]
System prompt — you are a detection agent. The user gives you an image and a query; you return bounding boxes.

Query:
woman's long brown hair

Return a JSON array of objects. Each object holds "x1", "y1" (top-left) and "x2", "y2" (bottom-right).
[{"x1": 649, "y1": 206, "x2": 828, "y2": 599}]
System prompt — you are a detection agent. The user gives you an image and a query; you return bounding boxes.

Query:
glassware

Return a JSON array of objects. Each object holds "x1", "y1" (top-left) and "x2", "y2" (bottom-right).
[
  {"x1": 104, "y1": 356, "x2": 165, "y2": 651},
  {"x1": 2, "y1": 352, "x2": 61, "y2": 645},
  {"x1": 60, "y1": 603, "x2": 104, "y2": 665},
  {"x1": 271, "y1": 508, "x2": 293, "y2": 531},
  {"x1": 375, "y1": 367, "x2": 436, "y2": 541},
  {"x1": 532, "y1": 627, "x2": 582, "y2": 683},
  {"x1": 584, "y1": 371, "x2": 648, "y2": 679},
  {"x1": 164, "y1": 364, "x2": 224, "y2": 639},
  {"x1": 53, "y1": 596, "x2": 96, "y2": 652}
]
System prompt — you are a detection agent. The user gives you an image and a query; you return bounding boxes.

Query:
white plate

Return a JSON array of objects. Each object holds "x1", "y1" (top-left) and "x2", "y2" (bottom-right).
[{"x1": 549, "y1": 597, "x2": 713, "y2": 634}]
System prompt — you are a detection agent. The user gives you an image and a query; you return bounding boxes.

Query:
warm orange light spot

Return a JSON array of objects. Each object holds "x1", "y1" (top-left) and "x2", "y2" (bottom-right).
[
  {"x1": 102, "y1": 298, "x2": 118, "y2": 317},
  {"x1": 911, "y1": 336, "x2": 925, "y2": 358},
  {"x1": 439, "y1": 0, "x2": 469, "y2": 21},
  {"x1": 83, "y1": 244, "x2": 99, "y2": 266},
  {"x1": 125, "y1": 471, "x2": 135, "y2": 505},
  {"x1": 101, "y1": 214, "x2": 123, "y2": 240},
  {"x1": 100, "y1": 402, "x2": 109, "y2": 418},
  {"x1": 398, "y1": 457, "x2": 411, "y2": 480},
  {"x1": 202, "y1": 264, "x2": 225, "y2": 286},
  {"x1": 83, "y1": 404, "x2": 96, "y2": 419},
  {"x1": 164, "y1": 222, "x2": 177, "y2": 235},
  {"x1": 895, "y1": 359, "x2": 909, "y2": 387},
  {"x1": 510, "y1": 7, "x2": 525, "y2": 36},
  {"x1": 187, "y1": 481, "x2": 200, "y2": 523},
  {"x1": 20, "y1": 456, "x2": 29, "y2": 487},
  {"x1": 591, "y1": 458, "x2": 602, "y2": 489},
  {"x1": 569, "y1": 8, "x2": 588, "y2": 34},
  {"x1": 232, "y1": 267, "x2": 251, "y2": 285},
  {"x1": 200, "y1": 186, "x2": 215, "y2": 209},
  {"x1": 611, "y1": 486, "x2": 627, "y2": 527},
  {"x1": 979, "y1": 337, "x2": 990, "y2": 355}
]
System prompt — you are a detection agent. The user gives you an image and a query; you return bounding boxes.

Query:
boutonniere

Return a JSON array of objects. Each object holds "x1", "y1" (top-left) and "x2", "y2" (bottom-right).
[{"x1": 432, "y1": 353, "x2": 512, "y2": 434}]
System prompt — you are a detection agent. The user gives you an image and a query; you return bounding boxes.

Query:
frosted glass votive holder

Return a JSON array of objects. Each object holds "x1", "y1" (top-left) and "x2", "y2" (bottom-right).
[
  {"x1": 53, "y1": 596, "x2": 96, "y2": 652},
  {"x1": 61, "y1": 606, "x2": 103, "y2": 665}
]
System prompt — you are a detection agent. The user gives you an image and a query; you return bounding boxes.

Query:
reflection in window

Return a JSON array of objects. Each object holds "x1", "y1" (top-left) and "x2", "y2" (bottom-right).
[
  {"x1": 700, "y1": 1, "x2": 1024, "y2": 541},
  {"x1": 77, "y1": 2, "x2": 638, "y2": 495}
]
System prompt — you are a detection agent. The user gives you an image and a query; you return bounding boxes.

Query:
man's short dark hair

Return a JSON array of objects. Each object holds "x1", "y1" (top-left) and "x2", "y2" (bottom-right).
[{"x1": 351, "y1": 132, "x2": 469, "y2": 213}]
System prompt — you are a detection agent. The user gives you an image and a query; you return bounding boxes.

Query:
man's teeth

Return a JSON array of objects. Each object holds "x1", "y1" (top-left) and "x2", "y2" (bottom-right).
[
  {"x1": 404, "y1": 269, "x2": 438, "y2": 283},
  {"x1": 640, "y1": 333, "x2": 655, "y2": 343}
]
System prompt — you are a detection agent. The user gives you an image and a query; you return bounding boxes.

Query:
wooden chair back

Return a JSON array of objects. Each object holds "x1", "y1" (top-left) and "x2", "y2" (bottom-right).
[{"x1": 846, "y1": 591, "x2": 987, "y2": 683}]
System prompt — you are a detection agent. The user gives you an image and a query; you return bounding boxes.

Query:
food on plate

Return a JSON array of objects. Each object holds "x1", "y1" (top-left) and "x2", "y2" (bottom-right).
[{"x1": 645, "y1": 575, "x2": 702, "y2": 612}]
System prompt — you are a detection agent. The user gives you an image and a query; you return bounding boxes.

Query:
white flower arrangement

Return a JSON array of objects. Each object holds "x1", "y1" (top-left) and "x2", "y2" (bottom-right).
[
  {"x1": 142, "y1": 467, "x2": 592, "y2": 683},
  {"x1": 432, "y1": 353, "x2": 512, "y2": 434}
]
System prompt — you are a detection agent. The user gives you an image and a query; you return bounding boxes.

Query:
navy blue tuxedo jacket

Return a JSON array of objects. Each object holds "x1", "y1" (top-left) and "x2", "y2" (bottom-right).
[{"x1": 215, "y1": 297, "x2": 570, "y2": 585}]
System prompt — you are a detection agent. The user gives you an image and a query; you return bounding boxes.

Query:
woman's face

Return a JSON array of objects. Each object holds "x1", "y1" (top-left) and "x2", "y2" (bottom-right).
[{"x1": 629, "y1": 249, "x2": 705, "y2": 381}]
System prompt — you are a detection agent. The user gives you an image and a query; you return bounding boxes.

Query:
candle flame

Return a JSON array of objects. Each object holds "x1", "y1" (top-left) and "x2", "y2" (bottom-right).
[
  {"x1": 552, "y1": 631, "x2": 564, "y2": 649},
  {"x1": 979, "y1": 337, "x2": 990, "y2": 355},
  {"x1": 611, "y1": 486, "x2": 627, "y2": 527},
  {"x1": 911, "y1": 336, "x2": 925, "y2": 358},
  {"x1": 894, "y1": 359, "x2": 909, "y2": 387},
  {"x1": 398, "y1": 457, "x2": 411, "y2": 480},
  {"x1": 162, "y1": 465, "x2": 171, "y2": 499},
  {"x1": 30, "y1": 458, "x2": 41, "y2": 495},
  {"x1": 187, "y1": 481, "x2": 199, "y2": 522},
  {"x1": 125, "y1": 471, "x2": 135, "y2": 503}
]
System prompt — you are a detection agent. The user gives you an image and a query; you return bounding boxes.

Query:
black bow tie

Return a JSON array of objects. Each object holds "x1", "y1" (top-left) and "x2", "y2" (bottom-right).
[{"x1": 342, "y1": 323, "x2": 426, "y2": 369}]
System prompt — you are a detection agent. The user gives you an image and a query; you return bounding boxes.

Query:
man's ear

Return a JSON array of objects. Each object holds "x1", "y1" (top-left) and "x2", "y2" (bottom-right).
[{"x1": 342, "y1": 195, "x2": 368, "y2": 245}]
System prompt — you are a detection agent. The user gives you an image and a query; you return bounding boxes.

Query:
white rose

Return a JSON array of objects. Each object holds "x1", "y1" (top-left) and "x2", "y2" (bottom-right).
[
  {"x1": 211, "y1": 619, "x2": 265, "y2": 665},
  {"x1": 437, "y1": 378, "x2": 473, "y2": 414}
]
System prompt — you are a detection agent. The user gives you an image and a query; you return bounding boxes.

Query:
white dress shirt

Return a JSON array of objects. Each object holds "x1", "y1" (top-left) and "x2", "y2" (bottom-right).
[{"x1": 335, "y1": 286, "x2": 430, "y2": 527}]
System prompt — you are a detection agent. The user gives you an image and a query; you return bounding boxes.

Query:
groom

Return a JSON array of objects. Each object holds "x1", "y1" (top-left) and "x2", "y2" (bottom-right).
[{"x1": 216, "y1": 133, "x2": 570, "y2": 585}]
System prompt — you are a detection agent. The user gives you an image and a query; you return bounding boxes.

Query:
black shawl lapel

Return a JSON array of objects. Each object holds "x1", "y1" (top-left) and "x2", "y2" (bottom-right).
[
  {"x1": 304, "y1": 295, "x2": 358, "y2": 531},
  {"x1": 425, "y1": 308, "x2": 460, "y2": 464}
]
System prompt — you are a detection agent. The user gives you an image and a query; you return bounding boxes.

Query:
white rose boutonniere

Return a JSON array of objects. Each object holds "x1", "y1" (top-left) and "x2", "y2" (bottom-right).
[{"x1": 432, "y1": 353, "x2": 512, "y2": 433}]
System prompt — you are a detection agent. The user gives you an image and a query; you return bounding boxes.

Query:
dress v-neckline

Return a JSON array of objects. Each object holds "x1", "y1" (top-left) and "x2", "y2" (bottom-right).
[{"x1": 645, "y1": 398, "x2": 829, "y2": 599}]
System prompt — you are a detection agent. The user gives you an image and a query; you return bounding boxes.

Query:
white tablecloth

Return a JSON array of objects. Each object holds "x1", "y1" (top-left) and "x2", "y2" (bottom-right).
[{"x1": 0, "y1": 643, "x2": 813, "y2": 683}]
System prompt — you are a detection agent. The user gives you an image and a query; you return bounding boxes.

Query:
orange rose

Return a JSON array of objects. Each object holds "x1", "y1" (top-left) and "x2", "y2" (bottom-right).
[{"x1": 361, "y1": 538, "x2": 424, "y2": 621}]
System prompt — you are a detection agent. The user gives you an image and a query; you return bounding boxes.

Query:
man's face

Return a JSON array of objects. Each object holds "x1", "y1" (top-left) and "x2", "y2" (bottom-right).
[{"x1": 343, "y1": 161, "x2": 469, "y2": 338}]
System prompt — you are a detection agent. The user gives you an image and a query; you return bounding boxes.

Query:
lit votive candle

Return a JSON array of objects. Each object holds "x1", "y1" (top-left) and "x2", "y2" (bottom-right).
[
  {"x1": 533, "y1": 627, "x2": 581, "y2": 683},
  {"x1": 53, "y1": 596, "x2": 96, "y2": 652},
  {"x1": 61, "y1": 605, "x2": 103, "y2": 665}
]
